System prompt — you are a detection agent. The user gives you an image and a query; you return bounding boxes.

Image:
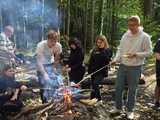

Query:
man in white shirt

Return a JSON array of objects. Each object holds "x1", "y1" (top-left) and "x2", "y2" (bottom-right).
[
  {"x1": 0, "y1": 25, "x2": 14, "y2": 52},
  {"x1": 0, "y1": 25, "x2": 15, "y2": 73},
  {"x1": 111, "y1": 16, "x2": 152, "y2": 119},
  {"x1": 36, "y1": 30, "x2": 62, "y2": 103}
]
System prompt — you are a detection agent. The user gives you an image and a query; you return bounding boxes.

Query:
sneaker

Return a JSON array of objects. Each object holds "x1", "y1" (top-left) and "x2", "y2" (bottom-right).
[
  {"x1": 95, "y1": 100, "x2": 103, "y2": 106},
  {"x1": 126, "y1": 112, "x2": 134, "y2": 119},
  {"x1": 110, "y1": 107, "x2": 121, "y2": 114}
]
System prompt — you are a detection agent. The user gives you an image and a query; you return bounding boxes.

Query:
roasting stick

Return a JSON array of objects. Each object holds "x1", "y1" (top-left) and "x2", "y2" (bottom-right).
[{"x1": 77, "y1": 64, "x2": 112, "y2": 85}]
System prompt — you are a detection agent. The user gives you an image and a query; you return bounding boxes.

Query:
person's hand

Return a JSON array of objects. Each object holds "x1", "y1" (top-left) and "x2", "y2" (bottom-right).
[
  {"x1": 110, "y1": 60, "x2": 116, "y2": 65},
  {"x1": 64, "y1": 65, "x2": 71, "y2": 72},
  {"x1": 65, "y1": 64, "x2": 69, "y2": 68},
  {"x1": 20, "y1": 85, "x2": 27, "y2": 91},
  {"x1": 67, "y1": 67, "x2": 71, "y2": 72},
  {"x1": 73, "y1": 83, "x2": 80, "y2": 88},
  {"x1": 71, "y1": 82, "x2": 80, "y2": 88},
  {"x1": 127, "y1": 53, "x2": 137, "y2": 58},
  {"x1": 10, "y1": 94, "x2": 18, "y2": 101},
  {"x1": 43, "y1": 73, "x2": 50, "y2": 80}
]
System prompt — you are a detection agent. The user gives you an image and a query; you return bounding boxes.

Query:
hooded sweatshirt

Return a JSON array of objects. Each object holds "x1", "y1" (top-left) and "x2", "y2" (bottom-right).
[{"x1": 114, "y1": 27, "x2": 152, "y2": 66}]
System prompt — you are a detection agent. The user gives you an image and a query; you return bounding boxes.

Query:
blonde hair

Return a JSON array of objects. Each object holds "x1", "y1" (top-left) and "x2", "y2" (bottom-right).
[
  {"x1": 128, "y1": 15, "x2": 141, "y2": 25},
  {"x1": 95, "y1": 35, "x2": 109, "y2": 48}
]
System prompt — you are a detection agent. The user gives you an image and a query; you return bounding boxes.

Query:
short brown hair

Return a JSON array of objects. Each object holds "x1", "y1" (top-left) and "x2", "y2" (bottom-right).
[
  {"x1": 128, "y1": 15, "x2": 140, "y2": 25},
  {"x1": 47, "y1": 30, "x2": 58, "y2": 40}
]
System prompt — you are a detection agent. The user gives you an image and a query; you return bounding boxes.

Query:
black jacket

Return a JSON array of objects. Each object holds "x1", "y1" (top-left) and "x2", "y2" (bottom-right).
[
  {"x1": 88, "y1": 48, "x2": 112, "y2": 76},
  {"x1": 68, "y1": 47, "x2": 85, "y2": 83},
  {"x1": 68, "y1": 47, "x2": 84, "y2": 71}
]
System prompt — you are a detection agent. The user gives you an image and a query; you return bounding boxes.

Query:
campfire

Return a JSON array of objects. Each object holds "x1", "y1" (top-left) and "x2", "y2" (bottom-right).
[{"x1": 11, "y1": 64, "x2": 97, "y2": 120}]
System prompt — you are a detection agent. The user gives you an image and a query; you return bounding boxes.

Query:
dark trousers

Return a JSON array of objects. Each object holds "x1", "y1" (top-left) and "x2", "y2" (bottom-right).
[
  {"x1": 0, "y1": 95, "x2": 23, "y2": 115},
  {"x1": 90, "y1": 74, "x2": 104, "y2": 101},
  {"x1": 69, "y1": 66, "x2": 85, "y2": 83},
  {"x1": 37, "y1": 71, "x2": 47, "y2": 103}
]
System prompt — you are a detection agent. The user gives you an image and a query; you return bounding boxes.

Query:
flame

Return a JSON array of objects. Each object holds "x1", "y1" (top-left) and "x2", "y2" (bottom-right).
[
  {"x1": 63, "y1": 88, "x2": 72, "y2": 114},
  {"x1": 63, "y1": 89, "x2": 72, "y2": 104}
]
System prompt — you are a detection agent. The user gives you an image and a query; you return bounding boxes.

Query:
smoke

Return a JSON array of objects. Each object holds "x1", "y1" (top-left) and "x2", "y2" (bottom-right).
[{"x1": 0, "y1": 0, "x2": 60, "y2": 48}]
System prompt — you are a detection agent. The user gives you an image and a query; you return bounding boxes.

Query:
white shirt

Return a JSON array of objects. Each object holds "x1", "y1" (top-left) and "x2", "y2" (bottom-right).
[
  {"x1": 0, "y1": 32, "x2": 15, "y2": 52},
  {"x1": 36, "y1": 40, "x2": 62, "y2": 65}
]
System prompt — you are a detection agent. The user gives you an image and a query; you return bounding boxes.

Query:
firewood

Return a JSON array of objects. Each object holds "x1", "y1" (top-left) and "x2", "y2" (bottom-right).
[{"x1": 13, "y1": 102, "x2": 53, "y2": 119}]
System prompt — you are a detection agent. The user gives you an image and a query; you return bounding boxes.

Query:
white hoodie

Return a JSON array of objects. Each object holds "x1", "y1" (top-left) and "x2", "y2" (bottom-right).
[{"x1": 114, "y1": 27, "x2": 152, "y2": 66}]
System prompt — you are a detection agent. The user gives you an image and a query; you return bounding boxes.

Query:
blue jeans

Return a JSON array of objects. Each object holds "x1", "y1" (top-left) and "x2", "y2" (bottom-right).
[{"x1": 115, "y1": 64, "x2": 141, "y2": 112}]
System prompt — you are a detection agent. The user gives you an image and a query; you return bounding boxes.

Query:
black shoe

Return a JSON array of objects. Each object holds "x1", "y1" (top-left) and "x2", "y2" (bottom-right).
[
  {"x1": 155, "y1": 102, "x2": 159, "y2": 107},
  {"x1": 153, "y1": 102, "x2": 160, "y2": 110}
]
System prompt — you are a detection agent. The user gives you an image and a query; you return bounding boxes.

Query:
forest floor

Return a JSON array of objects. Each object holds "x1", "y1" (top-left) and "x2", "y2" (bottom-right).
[{"x1": 4, "y1": 56, "x2": 160, "y2": 120}]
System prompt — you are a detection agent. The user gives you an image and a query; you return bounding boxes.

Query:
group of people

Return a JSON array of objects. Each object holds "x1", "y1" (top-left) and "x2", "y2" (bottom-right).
[{"x1": 0, "y1": 15, "x2": 159, "y2": 120}]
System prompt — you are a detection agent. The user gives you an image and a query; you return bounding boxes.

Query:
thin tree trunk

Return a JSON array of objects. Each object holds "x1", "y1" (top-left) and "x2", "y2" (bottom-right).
[
  {"x1": 105, "y1": 0, "x2": 112, "y2": 42},
  {"x1": 143, "y1": 0, "x2": 153, "y2": 17},
  {"x1": 84, "y1": 0, "x2": 88, "y2": 52},
  {"x1": 91, "y1": 0, "x2": 95, "y2": 48},
  {"x1": 66, "y1": 0, "x2": 70, "y2": 36},
  {"x1": 99, "y1": 0, "x2": 104, "y2": 35},
  {"x1": 111, "y1": 0, "x2": 116, "y2": 45}
]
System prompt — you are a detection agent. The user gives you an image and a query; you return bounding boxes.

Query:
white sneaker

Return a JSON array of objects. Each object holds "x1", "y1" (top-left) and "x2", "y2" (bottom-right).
[
  {"x1": 127, "y1": 112, "x2": 134, "y2": 119},
  {"x1": 95, "y1": 100, "x2": 103, "y2": 106},
  {"x1": 110, "y1": 108, "x2": 121, "y2": 114}
]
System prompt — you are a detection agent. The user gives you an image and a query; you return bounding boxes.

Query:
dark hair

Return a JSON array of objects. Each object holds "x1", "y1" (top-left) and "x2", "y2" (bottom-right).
[{"x1": 68, "y1": 37, "x2": 82, "y2": 48}]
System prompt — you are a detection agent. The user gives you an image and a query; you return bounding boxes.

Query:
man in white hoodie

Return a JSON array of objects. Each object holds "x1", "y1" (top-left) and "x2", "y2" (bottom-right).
[{"x1": 111, "y1": 16, "x2": 152, "y2": 119}]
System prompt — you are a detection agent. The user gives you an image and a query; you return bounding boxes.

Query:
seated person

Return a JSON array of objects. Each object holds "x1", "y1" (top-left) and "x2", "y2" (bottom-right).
[
  {"x1": 0, "y1": 65, "x2": 27, "y2": 116},
  {"x1": 0, "y1": 25, "x2": 25, "y2": 66}
]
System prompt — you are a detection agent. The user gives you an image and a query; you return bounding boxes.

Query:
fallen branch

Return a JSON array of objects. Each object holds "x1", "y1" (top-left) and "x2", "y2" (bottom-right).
[{"x1": 13, "y1": 102, "x2": 53, "y2": 120}]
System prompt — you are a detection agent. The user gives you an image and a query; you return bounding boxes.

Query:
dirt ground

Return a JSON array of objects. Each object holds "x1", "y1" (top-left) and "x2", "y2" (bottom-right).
[{"x1": 3, "y1": 61, "x2": 159, "y2": 120}]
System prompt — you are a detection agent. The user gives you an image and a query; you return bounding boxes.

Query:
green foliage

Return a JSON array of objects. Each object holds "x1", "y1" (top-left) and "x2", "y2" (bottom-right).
[
  {"x1": 58, "y1": 0, "x2": 159, "y2": 51},
  {"x1": 143, "y1": 18, "x2": 160, "y2": 44}
]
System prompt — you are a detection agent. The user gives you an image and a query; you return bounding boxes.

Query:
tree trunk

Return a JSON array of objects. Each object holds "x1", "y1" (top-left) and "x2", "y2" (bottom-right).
[
  {"x1": 98, "y1": 0, "x2": 104, "y2": 35},
  {"x1": 84, "y1": 0, "x2": 88, "y2": 52},
  {"x1": 111, "y1": 0, "x2": 117, "y2": 45},
  {"x1": 66, "y1": 0, "x2": 70, "y2": 36},
  {"x1": 105, "y1": 0, "x2": 112, "y2": 42},
  {"x1": 143, "y1": 0, "x2": 153, "y2": 17},
  {"x1": 91, "y1": 0, "x2": 95, "y2": 48}
]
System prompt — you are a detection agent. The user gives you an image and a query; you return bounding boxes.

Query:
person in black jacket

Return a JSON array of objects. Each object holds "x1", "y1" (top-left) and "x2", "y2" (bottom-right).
[
  {"x1": 88, "y1": 35, "x2": 112, "y2": 101},
  {"x1": 66, "y1": 38, "x2": 85, "y2": 84},
  {"x1": 153, "y1": 38, "x2": 160, "y2": 109}
]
